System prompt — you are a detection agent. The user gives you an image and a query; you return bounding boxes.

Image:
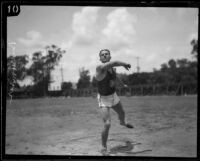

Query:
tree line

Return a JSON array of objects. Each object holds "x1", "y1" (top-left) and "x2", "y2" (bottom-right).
[
  {"x1": 72, "y1": 39, "x2": 197, "y2": 90},
  {"x1": 7, "y1": 45, "x2": 65, "y2": 97},
  {"x1": 7, "y1": 39, "x2": 197, "y2": 98}
]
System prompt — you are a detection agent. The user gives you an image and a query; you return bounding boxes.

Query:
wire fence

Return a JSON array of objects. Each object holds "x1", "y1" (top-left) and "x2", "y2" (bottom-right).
[
  {"x1": 61, "y1": 82, "x2": 197, "y2": 97},
  {"x1": 8, "y1": 82, "x2": 197, "y2": 99}
]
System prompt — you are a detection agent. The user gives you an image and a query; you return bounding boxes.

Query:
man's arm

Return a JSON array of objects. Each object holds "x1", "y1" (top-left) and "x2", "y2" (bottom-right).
[{"x1": 99, "y1": 61, "x2": 131, "y2": 71}]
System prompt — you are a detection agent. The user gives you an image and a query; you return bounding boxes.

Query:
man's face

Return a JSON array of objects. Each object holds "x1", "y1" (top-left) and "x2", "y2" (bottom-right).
[{"x1": 99, "y1": 50, "x2": 111, "y2": 63}]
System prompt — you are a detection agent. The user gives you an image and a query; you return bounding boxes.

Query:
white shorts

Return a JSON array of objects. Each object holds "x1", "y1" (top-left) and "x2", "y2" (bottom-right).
[{"x1": 97, "y1": 92, "x2": 120, "y2": 108}]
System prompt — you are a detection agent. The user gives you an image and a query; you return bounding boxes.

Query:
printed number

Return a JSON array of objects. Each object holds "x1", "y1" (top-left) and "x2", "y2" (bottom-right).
[{"x1": 8, "y1": 5, "x2": 19, "y2": 14}]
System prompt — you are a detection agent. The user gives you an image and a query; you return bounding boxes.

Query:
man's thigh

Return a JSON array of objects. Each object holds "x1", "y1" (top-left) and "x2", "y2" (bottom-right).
[
  {"x1": 111, "y1": 101, "x2": 125, "y2": 115},
  {"x1": 100, "y1": 106, "x2": 111, "y2": 123}
]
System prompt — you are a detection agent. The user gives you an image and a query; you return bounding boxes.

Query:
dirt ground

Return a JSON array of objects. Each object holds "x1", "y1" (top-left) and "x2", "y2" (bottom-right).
[{"x1": 5, "y1": 95, "x2": 197, "y2": 157}]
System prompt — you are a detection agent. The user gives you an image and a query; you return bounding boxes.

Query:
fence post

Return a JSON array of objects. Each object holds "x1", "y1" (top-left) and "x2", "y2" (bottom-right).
[
  {"x1": 131, "y1": 87, "x2": 133, "y2": 96},
  {"x1": 181, "y1": 83, "x2": 183, "y2": 95},
  {"x1": 141, "y1": 85, "x2": 143, "y2": 96},
  {"x1": 153, "y1": 85, "x2": 156, "y2": 95},
  {"x1": 166, "y1": 85, "x2": 169, "y2": 95}
]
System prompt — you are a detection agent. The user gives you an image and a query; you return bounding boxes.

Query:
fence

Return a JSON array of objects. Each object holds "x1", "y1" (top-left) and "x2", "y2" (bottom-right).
[
  {"x1": 62, "y1": 82, "x2": 197, "y2": 97},
  {"x1": 9, "y1": 82, "x2": 197, "y2": 99}
]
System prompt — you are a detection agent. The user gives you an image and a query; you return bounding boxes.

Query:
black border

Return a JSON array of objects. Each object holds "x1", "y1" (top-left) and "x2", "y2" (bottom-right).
[{"x1": 1, "y1": 0, "x2": 199, "y2": 160}]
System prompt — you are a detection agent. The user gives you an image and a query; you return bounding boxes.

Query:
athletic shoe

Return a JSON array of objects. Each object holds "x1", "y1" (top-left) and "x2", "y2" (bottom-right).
[
  {"x1": 125, "y1": 123, "x2": 134, "y2": 128},
  {"x1": 120, "y1": 123, "x2": 134, "y2": 128},
  {"x1": 100, "y1": 148, "x2": 109, "y2": 156}
]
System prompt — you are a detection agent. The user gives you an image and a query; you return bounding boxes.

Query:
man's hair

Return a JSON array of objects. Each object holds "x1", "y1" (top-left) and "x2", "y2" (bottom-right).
[{"x1": 99, "y1": 49, "x2": 110, "y2": 56}]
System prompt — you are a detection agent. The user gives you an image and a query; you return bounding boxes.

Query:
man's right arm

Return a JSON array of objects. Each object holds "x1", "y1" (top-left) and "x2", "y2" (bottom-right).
[
  {"x1": 100, "y1": 61, "x2": 131, "y2": 71},
  {"x1": 96, "y1": 61, "x2": 131, "y2": 81}
]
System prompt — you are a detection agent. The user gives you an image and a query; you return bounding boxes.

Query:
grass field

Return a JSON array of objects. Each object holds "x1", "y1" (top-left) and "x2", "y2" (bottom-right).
[{"x1": 5, "y1": 95, "x2": 197, "y2": 156}]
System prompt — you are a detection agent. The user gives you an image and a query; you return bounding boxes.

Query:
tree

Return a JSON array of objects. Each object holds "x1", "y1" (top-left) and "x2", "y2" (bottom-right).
[
  {"x1": 168, "y1": 59, "x2": 177, "y2": 69},
  {"x1": 128, "y1": 72, "x2": 150, "y2": 85},
  {"x1": 43, "y1": 45, "x2": 65, "y2": 95},
  {"x1": 44, "y1": 45, "x2": 64, "y2": 70},
  {"x1": 27, "y1": 44, "x2": 66, "y2": 96},
  {"x1": 7, "y1": 55, "x2": 29, "y2": 80},
  {"x1": 160, "y1": 63, "x2": 168, "y2": 72},
  {"x1": 177, "y1": 58, "x2": 189, "y2": 68},
  {"x1": 77, "y1": 67, "x2": 91, "y2": 89},
  {"x1": 117, "y1": 73, "x2": 129, "y2": 85},
  {"x1": 191, "y1": 39, "x2": 198, "y2": 59},
  {"x1": 152, "y1": 71, "x2": 169, "y2": 84},
  {"x1": 61, "y1": 82, "x2": 72, "y2": 91},
  {"x1": 28, "y1": 51, "x2": 44, "y2": 83},
  {"x1": 7, "y1": 55, "x2": 29, "y2": 96},
  {"x1": 91, "y1": 76, "x2": 97, "y2": 88}
]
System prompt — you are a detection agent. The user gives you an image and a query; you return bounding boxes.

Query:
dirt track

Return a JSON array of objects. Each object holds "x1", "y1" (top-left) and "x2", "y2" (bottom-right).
[{"x1": 5, "y1": 96, "x2": 197, "y2": 156}]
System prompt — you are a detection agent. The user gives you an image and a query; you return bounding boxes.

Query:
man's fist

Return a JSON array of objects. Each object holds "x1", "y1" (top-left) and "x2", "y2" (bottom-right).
[{"x1": 124, "y1": 64, "x2": 131, "y2": 70}]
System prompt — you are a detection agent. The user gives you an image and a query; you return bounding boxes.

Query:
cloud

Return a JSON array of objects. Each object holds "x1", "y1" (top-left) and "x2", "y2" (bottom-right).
[
  {"x1": 101, "y1": 8, "x2": 137, "y2": 51},
  {"x1": 18, "y1": 30, "x2": 46, "y2": 48},
  {"x1": 60, "y1": 41, "x2": 73, "y2": 50},
  {"x1": 72, "y1": 7, "x2": 101, "y2": 45},
  {"x1": 165, "y1": 46, "x2": 172, "y2": 53},
  {"x1": 56, "y1": 7, "x2": 102, "y2": 81},
  {"x1": 188, "y1": 33, "x2": 198, "y2": 42}
]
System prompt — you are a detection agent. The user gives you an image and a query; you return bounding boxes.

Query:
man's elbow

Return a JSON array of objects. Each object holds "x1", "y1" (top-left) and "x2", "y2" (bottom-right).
[{"x1": 110, "y1": 61, "x2": 118, "y2": 67}]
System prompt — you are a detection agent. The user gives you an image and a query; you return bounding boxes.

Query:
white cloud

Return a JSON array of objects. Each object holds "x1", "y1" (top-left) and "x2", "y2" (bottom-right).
[
  {"x1": 52, "y1": 7, "x2": 102, "y2": 82},
  {"x1": 18, "y1": 30, "x2": 46, "y2": 48},
  {"x1": 166, "y1": 46, "x2": 172, "y2": 53},
  {"x1": 60, "y1": 41, "x2": 73, "y2": 50},
  {"x1": 188, "y1": 33, "x2": 198, "y2": 42},
  {"x1": 58, "y1": 47, "x2": 100, "y2": 82},
  {"x1": 72, "y1": 7, "x2": 101, "y2": 45},
  {"x1": 101, "y1": 8, "x2": 137, "y2": 51}
]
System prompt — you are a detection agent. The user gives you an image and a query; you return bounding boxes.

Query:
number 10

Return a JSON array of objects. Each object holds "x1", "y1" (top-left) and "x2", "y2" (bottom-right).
[{"x1": 8, "y1": 5, "x2": 19, "y2": 14}]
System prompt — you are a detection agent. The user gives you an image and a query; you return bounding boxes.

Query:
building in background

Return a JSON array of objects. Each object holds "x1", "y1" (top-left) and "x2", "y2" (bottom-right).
[{"x1": 48, "y1": 63, "x2": 63, "y2": 91}]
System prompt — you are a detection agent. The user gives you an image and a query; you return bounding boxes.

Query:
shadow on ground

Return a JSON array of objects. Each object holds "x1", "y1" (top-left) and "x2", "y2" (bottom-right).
[{"x1": 109, "y1": 138, "x2": 152, "y2": 155}]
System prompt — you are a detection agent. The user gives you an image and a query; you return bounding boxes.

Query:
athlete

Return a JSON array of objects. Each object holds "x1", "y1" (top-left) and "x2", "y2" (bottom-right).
[{"x1": 95, "y1": 49, "x2": 133, "y2": 155}]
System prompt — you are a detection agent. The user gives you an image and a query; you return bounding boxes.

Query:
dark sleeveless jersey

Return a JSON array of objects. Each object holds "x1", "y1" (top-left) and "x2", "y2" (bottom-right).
[{"x1": 97, "y1": 68, "x2": 116, "y2": 96}]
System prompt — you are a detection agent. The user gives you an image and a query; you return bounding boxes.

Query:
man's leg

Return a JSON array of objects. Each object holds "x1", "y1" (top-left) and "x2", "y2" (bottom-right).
[
  {"x1": 111, "y1": 101, "x2": 133, "y2": 128},
  {"x1": 100, "y1": 106, "x2": 111, "y2": 154}
]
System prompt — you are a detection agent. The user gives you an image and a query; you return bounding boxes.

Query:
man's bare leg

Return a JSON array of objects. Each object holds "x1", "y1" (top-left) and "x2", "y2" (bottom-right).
[
  {"x1": 100, "y1": 106, "x2": 111, "y2": 155},
  {"x1": 111, "y1": 102, "x2": 133, "y2": 128}
]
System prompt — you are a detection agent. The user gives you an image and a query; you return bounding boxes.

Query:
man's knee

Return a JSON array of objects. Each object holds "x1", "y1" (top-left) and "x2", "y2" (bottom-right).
[
  {"x1": 121, "y1": 109, "x2": 125, "y2": 116},
  {"x1": 104, "y1": 120, "x2": 111, "y2": 129},
  {"x1": 114, "y1": 103, "x2": 125, "y2": 115}
]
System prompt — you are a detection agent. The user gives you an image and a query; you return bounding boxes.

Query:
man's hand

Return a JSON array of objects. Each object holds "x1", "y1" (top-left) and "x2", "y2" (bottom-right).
[{"x1": 124, "y1": 63, "x2": 131, "y2": 71}]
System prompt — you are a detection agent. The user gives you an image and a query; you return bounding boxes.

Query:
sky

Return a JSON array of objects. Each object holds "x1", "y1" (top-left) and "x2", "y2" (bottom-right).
[{"x1": 7, "y1": 6, "x2": 198, "y2": 83}]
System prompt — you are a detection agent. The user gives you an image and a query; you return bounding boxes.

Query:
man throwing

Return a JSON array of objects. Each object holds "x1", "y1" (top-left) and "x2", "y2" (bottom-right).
[{"x1": 95, "y1": 49, "x2": 133, "y2": 155}]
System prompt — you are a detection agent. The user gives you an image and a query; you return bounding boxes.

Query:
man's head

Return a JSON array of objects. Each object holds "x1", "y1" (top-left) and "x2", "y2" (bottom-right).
[{"x1": 99, "y1": 49, "x2": 111, "y2": 63}]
